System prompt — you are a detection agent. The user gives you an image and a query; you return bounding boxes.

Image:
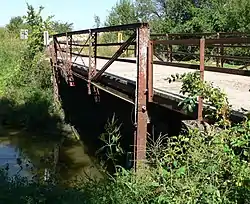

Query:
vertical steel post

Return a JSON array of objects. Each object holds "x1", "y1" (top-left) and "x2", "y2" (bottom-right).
[
  {"x1": 68, "y1": 35, "x2": 75, "y2": 86},
  {"x1": 221, "y1": 44, "x2": 224, "y2": 68},
  {"x1": 134, "y1": 24, "x2": 149, "y2": 170},
  {"x1": 148, "y1": 41, "x2": 153, "y2": 103},
  {"x1": 88, "y1": 31, "x2": 97, "y2": 95},
  {"x1": 198, "y1": 38, "x2": 205, "y2": 122},
  {"x1": 52, "y1": 36, "x2": 59, "y2": 103},
  {"x1": 216, "y1": 33, "x2": 220, "y2": 67},
  {"x1": 169, "y1": 35, "x2": 173, "y2": 62},
  {"x1": 166, "y1": 34, "x2": 169, "y2": 62},
  {"x1": 88, "y1": 31, "x2": 99, "y2": 101}
]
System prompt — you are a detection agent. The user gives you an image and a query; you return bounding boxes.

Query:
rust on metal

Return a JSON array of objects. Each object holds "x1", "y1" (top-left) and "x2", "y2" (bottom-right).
[
  {"x1": 134, "y1": 24, "x2": 149, "y2": 170},
  {"x1": 54, "y1": 23, "x2": 148, "y2": 37},
  {"x1": 198, "y1": 38, "x2": 205, "y2": 122},
  {"x1": 68, "y1": 35, "x2": 75, "y2": 86},
  {"x1": 147, "y1": 41, "x2": 153, "y2": 103},
  {"x1": 88, "y1": 31, "x2": 97, "y2": 94},
  {"x1": 51, "y1": 37, "x2": 59, "y2": 103}
]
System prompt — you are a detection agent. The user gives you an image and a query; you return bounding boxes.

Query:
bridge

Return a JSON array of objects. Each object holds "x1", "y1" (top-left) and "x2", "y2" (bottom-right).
[{"x1": 49, "y1": 23, "x2": 250, "y2": 169}]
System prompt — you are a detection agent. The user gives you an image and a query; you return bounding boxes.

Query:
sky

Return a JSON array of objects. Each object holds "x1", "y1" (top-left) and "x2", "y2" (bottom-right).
[{"x1": 0, "y1": 0, "x2": 117, "y2": 30}]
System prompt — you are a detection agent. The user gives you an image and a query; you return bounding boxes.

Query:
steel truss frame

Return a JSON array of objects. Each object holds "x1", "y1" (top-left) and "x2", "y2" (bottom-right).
[{"x1": 51, "y1": 23, "x2": 150, "y2": 170}]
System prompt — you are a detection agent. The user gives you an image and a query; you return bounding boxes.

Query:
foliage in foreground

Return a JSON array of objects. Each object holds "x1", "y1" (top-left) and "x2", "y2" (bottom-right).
[
  {"x1": 3, "y1": 118, "x2": 249, "y2": 204},
  {"x1": 0, "y1": 169, "x2": 87, "y2": 204},
  {"x1": 1, "y1": 110, "x2": 250, "y2": 203},
  {"x1": 83, "y1": 119, "x2": 250, "y2": 204}
]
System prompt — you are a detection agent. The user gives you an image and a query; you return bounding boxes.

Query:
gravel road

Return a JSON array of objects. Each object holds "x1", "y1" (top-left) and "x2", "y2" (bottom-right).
[{"x1": 73, "y1": 57, "x2": 250, "y2": 111}]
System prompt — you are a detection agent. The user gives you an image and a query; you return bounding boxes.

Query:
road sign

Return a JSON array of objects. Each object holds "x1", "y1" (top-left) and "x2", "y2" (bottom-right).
[
  {"x1": 44, "y1": 31, "x2": 49, "y2": 46},
  {"x1": 118, "y1": 32, "x2": 123, "y2": 43}
]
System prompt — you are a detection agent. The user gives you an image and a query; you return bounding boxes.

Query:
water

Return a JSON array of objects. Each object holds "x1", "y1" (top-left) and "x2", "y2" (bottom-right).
[{"x1": 0, "y1": 128, "x2": 102, "y2": 185}]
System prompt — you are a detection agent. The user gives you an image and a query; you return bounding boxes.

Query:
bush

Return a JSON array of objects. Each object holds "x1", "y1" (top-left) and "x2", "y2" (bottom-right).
[{"x1": 82, "y1": 121, "x2": 250, "y2": 204}]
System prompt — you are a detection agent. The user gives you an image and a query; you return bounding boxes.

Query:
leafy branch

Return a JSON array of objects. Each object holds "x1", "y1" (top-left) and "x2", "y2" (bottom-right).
[
  {"x1": 96, "y1": 114, "x2": 124, "y2": 169},
  {"x1": 167, "y1": 71, "x2": 231, "y2": 127}
]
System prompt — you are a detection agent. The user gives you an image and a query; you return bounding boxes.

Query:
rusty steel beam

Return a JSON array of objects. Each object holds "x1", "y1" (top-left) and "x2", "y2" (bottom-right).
[
  {"x1": 54, "y1": 23, "x2": 148, "y2": 37},
  {"x1": 206, "y1": 37, "x2": 250, "y2": 45},
  {"x1": 66, "y1": 52, "x2": 250, "y2": 76},
  {"x1": 68, "y1": 35, "x2": 75, "y2": 86},
  {"x1": 147, "y1": 41, "x2": 153, "y2": 103},
  {"x1": 134, "y1": 24, "x2": 149, "y2": 170},
  {"x1": 169, "y1": 51, "x2": 250, "y2": 62},
  {"x1": 198, "y1": 39, "x2": 205, "y2": 122},
  {"x1": 153, "y1": 39, "x2": 200, "y2": 46},
  {"x1": 51, "y1": 37, "x2": 59, "y2": 103},
  {"x1": 152, "y1": 37, "x2": 250, "y2": 46},
  {"x1": 72, "y1": 35, "x2": 90, "y2": 65},
  {"x1": 88, "y1": 31, "x2": 97, "y2": 95},
  {"x1": 151, "y1": 32, "x2": 250, "y2": 38},
  {"x1": 91, "y1": 33, "x2": 136, "y2": 81}
]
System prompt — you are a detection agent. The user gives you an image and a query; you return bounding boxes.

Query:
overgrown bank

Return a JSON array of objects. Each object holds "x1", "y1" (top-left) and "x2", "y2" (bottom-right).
[{"x1": 0, "y1": 6, "x2": 62, "y2": 133}]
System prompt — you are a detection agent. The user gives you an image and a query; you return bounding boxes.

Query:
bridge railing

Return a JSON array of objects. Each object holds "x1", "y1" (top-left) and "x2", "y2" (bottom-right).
[
  {"x1": 151, "y1": 32, "x2": 250, "y2": 70},
  {"x1": 150, "y1": 36, "x2": 250, "y2": 121},
  {"x1": 51, "y1": 23, "x2": 151, "y2": 170},
  {"x1": 50, "y1": 23, "x2": 250, "y2": 169}
]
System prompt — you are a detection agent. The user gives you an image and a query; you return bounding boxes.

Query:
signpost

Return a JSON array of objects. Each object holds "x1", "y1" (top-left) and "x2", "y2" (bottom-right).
[{"x1": 44, "y1": 31, "x2": 49, "y2": 47}]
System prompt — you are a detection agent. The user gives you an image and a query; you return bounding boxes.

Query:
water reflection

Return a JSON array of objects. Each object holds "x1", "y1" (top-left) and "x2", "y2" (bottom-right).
[{"x1": 0, "y1": 128, "x2": 102, "y2": 185}]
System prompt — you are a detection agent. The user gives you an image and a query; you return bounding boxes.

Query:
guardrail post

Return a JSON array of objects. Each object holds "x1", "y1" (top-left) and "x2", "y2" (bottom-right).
[
  {"x1": 198, "y1": 38, "x2": 205, "y2": 122},
  {"x1": 134, "y1": 24, "x2": 150, "y2": 171}
]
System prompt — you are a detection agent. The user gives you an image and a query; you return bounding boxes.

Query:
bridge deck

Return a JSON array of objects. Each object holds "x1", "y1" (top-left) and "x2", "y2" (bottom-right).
[{"x1": 73, "y1": 57, "x2": 250, "y2": 112}]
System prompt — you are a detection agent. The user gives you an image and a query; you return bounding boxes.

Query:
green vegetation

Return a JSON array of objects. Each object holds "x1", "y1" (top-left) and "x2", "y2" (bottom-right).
[
  {"x1": 0, "y1": 4, "x2": 61, "y2": 132},
  {"x1": 1, "y1": 1, "x2": 250, "y2": 204},
  {"x1": 100, "y1": 0, "x2": 250, "y2": 65},
  {"x1": 5, "y1": 5, "x2": 73, "y2": 36},
  {"x1": 104, "y1": 0, "x2": 250, "y2": 33},
  {"x1": 167, "y1": 71, "x2": 231, "y2": 127}
]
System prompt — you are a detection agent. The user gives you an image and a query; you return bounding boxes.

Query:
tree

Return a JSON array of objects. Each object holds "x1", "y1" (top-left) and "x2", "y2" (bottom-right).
[
  {"x1": 23, "y1": 3, "x2": 53, "y2": 59},
  {"x1": 6, "y1": 16, "x2": 24, "y2": 34},
  {"x1": 105, "y1": 0, "x2": 138, "y2": 26},
  {"x1": 51, "y1": 21, "x2": 73, "y2": 33},
  {"x1": 94, "y1": 15, "x2": 101, "y2": 28}
]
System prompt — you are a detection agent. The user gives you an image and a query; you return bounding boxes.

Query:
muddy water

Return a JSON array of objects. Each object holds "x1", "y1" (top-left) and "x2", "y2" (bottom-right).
[{"x1": 0, "y1": 128, "x2": 102, "y2": 185}]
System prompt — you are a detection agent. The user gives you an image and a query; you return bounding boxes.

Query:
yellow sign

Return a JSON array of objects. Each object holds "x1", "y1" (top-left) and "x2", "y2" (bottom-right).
[{"x1": 118, "y1": 32, "x2": 123, "y2": 43}]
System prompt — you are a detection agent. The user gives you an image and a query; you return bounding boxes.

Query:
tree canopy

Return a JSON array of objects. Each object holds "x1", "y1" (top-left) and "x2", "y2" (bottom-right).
[
  {"x1": 104, "y1": 0, "x2": 250, "y2": 33},
  {"x1": 5, "y1": 4, "x2": 73, "y2": 35}
]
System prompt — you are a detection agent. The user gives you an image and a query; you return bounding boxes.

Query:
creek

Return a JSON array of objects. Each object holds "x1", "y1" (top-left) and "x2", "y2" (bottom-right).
[{"x1": 0, "y1": 127, "x2": 102, "y2": 186}]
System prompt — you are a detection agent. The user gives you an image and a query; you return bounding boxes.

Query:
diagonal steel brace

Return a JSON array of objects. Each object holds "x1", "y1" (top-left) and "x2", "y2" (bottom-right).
[{"x1": 91, "y1": 33, "x2": 136, "y2": 81}]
